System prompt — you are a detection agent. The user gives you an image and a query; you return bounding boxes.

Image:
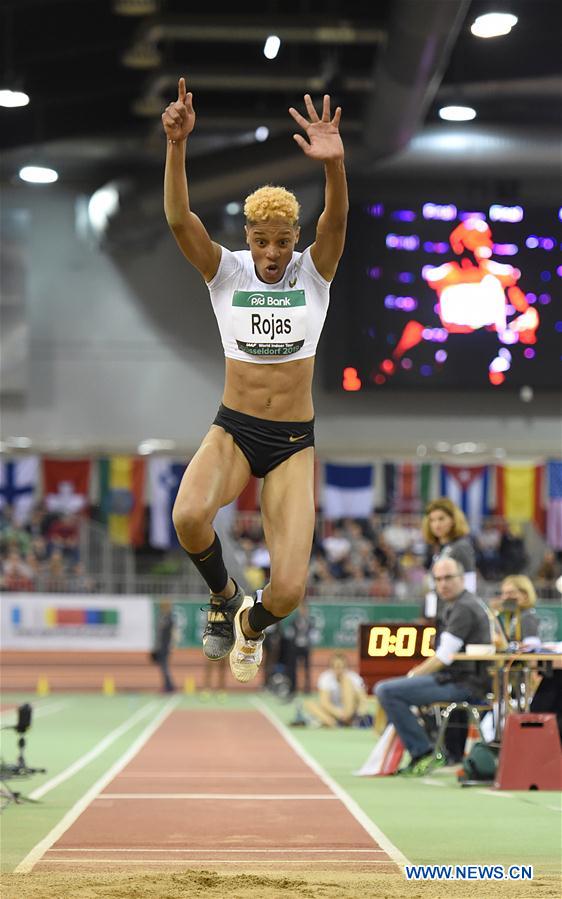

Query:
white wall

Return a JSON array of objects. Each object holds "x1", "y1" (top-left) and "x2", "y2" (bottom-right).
[{"x1": 1, "y1": 185, "x2": 559, "y2": 459}]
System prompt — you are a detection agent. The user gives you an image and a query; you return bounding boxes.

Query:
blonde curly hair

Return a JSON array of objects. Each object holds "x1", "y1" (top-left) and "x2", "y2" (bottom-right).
[{"x1": 244, "y1": 185, "x2": 300, "y2": 225}]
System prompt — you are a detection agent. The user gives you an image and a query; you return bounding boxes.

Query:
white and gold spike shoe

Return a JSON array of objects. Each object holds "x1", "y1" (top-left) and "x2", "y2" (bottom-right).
[{"x1": 229, "y1": 595, "x2": 264, "y2": 683}]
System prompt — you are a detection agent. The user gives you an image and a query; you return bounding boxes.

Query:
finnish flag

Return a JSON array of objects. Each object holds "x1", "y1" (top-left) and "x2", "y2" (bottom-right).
[{"x1": 148, "y1": 457, "x2": 186, "y2": 549}]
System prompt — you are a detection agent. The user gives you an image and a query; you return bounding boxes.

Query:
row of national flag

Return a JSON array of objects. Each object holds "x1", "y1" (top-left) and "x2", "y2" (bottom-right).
[{"x1": 1, "y1": 456, "x2": 562, "y2": 549}]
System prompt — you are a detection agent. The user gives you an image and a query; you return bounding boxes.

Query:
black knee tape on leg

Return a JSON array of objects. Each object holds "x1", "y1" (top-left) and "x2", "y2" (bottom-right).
[
  {"x1": 187, "y1": 532, "x2": 228, "y2": 594},
  {"x1": 247, "y1": 601, "x2": 285, "y2": 633}
]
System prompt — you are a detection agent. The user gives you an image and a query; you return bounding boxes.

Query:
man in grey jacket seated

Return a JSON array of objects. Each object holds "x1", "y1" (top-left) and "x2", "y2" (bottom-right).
[{"x1": 375, "y1": 557, "x2": 493, "y2": 776}]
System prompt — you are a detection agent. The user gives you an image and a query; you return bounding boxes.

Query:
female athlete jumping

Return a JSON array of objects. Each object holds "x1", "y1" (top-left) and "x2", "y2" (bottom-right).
[{"x1": 162, "y1": 77, "x2": 348, "y2": 682}]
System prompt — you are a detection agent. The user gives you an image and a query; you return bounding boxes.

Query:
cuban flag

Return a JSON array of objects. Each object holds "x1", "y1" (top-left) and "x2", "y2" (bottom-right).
[
  {"x1": 440, "y1": 465, "x2": 491, "y2": 533},
  {"x1": 0, "y1": 457, "x2": 39, "y2": 525},
  {"x1": 546, "y1": 460, "x2": 562, "y2": 550},
  {"x1": 148, "y1": 457, "x2": 186, "y2": 548},
  {"x1": 322, "y1": 463, "x2": 374, "y2": 520}
]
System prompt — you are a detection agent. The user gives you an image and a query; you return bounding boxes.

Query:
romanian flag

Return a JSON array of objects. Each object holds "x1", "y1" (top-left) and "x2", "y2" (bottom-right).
[
  {"x1": 99, "y1": 457, "x2": 145, "y2": 546},
  {"x1": 496, "y1": 463, "x2": 545, "y2": 530}
]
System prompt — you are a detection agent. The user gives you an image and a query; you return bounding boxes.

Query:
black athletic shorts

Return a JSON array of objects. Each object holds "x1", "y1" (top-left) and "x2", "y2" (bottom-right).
[{"x1": 213, "y1": 404, "x2": 315, "y2": 479}]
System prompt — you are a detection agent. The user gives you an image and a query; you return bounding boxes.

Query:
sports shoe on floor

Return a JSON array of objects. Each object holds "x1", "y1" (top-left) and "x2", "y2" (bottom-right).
[
  {"x1": 229, "y1": 595, "x2": 264, "y2": 683},
  {"x1": 408, "y1": 751, "x2": 447, "y2": 777},
  {"x1": 202, "y1": 580, "x2": 245, "y2": 660}
]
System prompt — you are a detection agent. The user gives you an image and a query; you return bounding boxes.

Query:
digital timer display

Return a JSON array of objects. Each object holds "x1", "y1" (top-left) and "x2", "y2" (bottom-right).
[
  {"x1": 367, "y1": 625, "x2": 435, "y2": 658},
  {"x1": 359, "y1": 623, "x2": 437, "y2": 689},
  {"x1": 359, "y1": 624, "x2": 436, "y2": 659}
]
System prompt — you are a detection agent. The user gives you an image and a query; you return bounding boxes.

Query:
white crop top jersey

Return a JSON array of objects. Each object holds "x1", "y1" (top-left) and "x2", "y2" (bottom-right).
[{"x1": 206, "y1": 245, "x2": 331, "y2": 363}]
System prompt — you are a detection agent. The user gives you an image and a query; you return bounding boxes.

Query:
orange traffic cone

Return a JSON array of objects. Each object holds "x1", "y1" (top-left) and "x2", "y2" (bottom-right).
[{"x1": 464, "y1": 720, "x2": 481, "y2": 757}]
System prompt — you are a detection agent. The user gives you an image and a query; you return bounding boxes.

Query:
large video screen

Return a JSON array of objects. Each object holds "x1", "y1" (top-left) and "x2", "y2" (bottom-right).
[{"x1": 326, "y1": 200, "x2": 561, "y2": 391}]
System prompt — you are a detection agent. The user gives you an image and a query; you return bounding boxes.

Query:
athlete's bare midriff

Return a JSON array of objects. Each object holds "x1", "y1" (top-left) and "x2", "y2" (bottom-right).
[{"x1": 222, "y1": 356, "x2": 315, "y2": 420}]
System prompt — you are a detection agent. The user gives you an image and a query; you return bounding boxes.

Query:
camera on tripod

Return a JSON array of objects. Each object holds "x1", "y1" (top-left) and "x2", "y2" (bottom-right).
[{"x1": 1, "y1": 703, "x2": 47, "y2": 807}]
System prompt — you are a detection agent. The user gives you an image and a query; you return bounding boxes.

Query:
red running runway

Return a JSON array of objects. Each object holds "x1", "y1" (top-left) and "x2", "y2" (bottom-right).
[{"x1": 30, "y1": 707, "x2": 404, "y2": 874}]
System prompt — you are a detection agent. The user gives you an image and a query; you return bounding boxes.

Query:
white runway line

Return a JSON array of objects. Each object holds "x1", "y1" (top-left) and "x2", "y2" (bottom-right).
[
  {"x1": 47, "y1": 847, "x2": 388, "y2": 853},
  {"x1": 475, "y1": 788, "x2": 561, "y2": 813},
  {"x1": 14, "y1": 696, "x2": 180, "y2": 874},
  {"x1": 29, "y1": 702, "x2": 157, "y2": 800},
  {"x1": 40, "y1": 858, "x2": 399, "y2": 866},
  {"x1": 420, "y1": 777, "x2": 447, "y2": 787},
  {"x1": 1, "y1": 699, "x2": 69, "y2": 723},
  {"x1": 32, "y1": 701, "x2": 71, "y2": 719},
  {"x1": 98, "y1": 792, "x2": 338, "y2": 800},
  {"x1": 119, "y1": 771, "x2": 319, "y2": 778},
  {"x1": 252, "y1": 699, "x2": 410, "y2": 868}
]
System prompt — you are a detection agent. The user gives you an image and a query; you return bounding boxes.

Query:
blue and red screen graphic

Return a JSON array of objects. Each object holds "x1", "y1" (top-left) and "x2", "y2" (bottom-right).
[{"x1": 329, "y1": 201, "x2": 560, "y2": 390}]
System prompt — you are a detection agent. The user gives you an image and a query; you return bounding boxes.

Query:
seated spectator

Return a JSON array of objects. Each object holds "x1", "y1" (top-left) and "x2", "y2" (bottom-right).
[
  {"x1": 475, "y1": 518, "x2": 503, "y2": 580},
  {"x1": 46, "y1": 513, "x2": 80, "y2": 564},
  {"x1": 375, "y1": 557, "x2": 493, "y2": 776},
  {"x1": 322, "y1": 526, "x2": 351, "y2": 579},
  {"x1": 303, "y1": 651, "x2": 368, "y2": 727},
  {"x1": 370, "y1": 566, "x2": 394, "y2": 599},
  {"x1": 67, "y1": 561, "x2": 95, "y2": 593},
  {"x1": 490, "y1": 574, "x2": 540, "y2": 647},
  {"x1": 535, "y1": 549, "x2": 561, "y2": 598},
  {"x1": 401, "y1": 551, "x2": 427, "y2": 593},
  {"x1": 374, "y1": 535, "x2": 401, "y2": 580},
  {"x1": 1, "y1": 548, "x2": 35, "y2": 591},
  {"x1": 341, "y1": 517, "x2": 367, "y2": 552},
  {"x1": 382, "y1": 514, "x2": 418, "y2": 555},
  {"x1": 30, "y1": 536, "x2": 49, "y2": 564},
  {"x1": 0, "y1": 509, "x2": 32, "y2": 557},
  {"x1": 308, "y1": 554, "x2": 337, "y2": 596},
  {"x1": 24, "y1": 504, "x2": 50, "y2": 540},
  {"x1": 41, "y1": 549, "x2": 68, "y2": 593},
  {"x1": 499, "y1": 522, "x2": 527, "y2": 575}
]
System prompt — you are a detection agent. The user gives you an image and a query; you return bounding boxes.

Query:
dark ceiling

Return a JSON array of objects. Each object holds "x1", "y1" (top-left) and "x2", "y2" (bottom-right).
[{"x1": 1, "y1": 0, "x2": 560, "y2": 189}]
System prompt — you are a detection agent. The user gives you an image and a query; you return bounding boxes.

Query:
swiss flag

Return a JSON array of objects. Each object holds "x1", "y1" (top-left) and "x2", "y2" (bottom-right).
[{"x1": 43, "y1": 459, "x2": 91, "y2": 515}]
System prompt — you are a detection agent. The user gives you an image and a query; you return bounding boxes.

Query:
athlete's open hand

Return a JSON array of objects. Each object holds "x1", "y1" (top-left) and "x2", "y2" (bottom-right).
[
  {"x1": 289, "y1": 94, "x2": 344, "y2": 162},
  {"x1": 161, "y1": 77, "x2": 195, "y2": 142}
]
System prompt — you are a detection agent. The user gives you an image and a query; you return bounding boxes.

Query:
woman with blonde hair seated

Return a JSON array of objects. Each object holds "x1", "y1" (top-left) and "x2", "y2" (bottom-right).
[{"x1": 492, "y1": 574, "x2": 540, "y2": 649}]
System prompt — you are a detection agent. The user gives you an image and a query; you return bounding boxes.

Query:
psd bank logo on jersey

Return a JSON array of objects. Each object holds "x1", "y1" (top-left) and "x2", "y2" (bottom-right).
[{"x1": 248, "y1": 293, "x2": 293, "y2": 307}]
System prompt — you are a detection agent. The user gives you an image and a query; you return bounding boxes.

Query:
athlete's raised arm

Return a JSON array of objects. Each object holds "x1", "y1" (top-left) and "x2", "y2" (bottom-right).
[
  {"x1": 289, "y1": 94, "x2": 348, "y2": 281},
  {"x1": 162, "y1": 77, "x2": 221, "y2": 282}
]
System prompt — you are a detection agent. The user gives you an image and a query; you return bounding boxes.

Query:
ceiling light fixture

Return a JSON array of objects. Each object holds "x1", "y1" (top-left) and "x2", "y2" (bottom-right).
[
  {"x1": 263, "y1": 35, "x2": 281, "y2": 60},
  {"x1": 112, "y1": 0, "x2": 158, "y2": 15},
  {"x1": 438, "y1": 105, "x2": 477, "y2": 122},
  {"x1": 19, "y1": 166, "x2": 58, "y2": 184},
  {"x1": 122, "y1": 42, "x2": 161, "y2": 69},
  {"x1": 0, "y1": 88, "x2": 29, "y2": 108},
  {"x1": 471, "y1": 12, "x2": 518, "y2": 39}
]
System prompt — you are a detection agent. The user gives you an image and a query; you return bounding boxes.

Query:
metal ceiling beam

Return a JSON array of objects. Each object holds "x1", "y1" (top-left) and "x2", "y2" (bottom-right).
[
  {"x1": 127, "y1": 15, "x2": 385, "y2": 47},
  {"x1": 437, "y1": 75, "x2": 562, "y2": 100},
  {"x1": 364, "y1": 0, "x2": 471, "y2": 159},
  {"x1": 133, "y1": 72, "x2": 373, "y2": 115}
]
